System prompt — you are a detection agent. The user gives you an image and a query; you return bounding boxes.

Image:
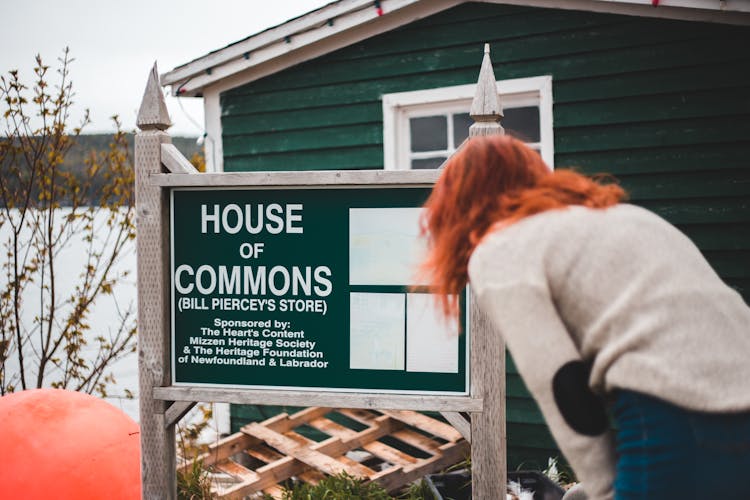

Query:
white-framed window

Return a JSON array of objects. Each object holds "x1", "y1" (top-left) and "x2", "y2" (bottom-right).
[{"x1": 382, "y1": 75, "x2": 553, "y2": 170}]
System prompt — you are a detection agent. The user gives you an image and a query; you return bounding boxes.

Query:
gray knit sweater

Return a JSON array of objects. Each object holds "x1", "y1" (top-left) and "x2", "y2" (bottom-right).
[{"x1": 467, "y1": 204, "x2": 750, "y2": 500}]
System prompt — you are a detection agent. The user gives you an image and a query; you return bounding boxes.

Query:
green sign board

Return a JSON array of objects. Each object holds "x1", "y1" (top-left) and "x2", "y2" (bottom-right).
[{"x1": 170, "y1": 187, "x2": 469, "y2": 394}]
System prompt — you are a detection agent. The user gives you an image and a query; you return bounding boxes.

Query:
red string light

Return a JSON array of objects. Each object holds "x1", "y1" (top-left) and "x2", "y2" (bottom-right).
[
  {"x1": 375, "y1": 0, "x2": 383, "y2": 16},
  {"x1": 652, "y1": 0, "x2": 659, "y2": 6}
]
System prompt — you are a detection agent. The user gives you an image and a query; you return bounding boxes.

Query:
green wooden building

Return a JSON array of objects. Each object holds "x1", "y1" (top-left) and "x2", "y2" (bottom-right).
[{"x1": 164, "y1": 0, "x2": 750, "y2": 470}]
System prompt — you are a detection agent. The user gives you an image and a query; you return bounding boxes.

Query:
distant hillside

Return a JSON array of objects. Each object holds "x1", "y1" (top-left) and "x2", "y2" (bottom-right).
[
  {"x1": 0, "y1": 134, "x2": 203, "y2": 207},
  {"x1": 63, "y1": 133, "x2": 203, "y2": 171}
]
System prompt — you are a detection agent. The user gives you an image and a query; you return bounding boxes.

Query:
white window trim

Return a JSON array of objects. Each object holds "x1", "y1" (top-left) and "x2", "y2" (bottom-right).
[
  {"x1": 203, "y1": 87, "x2": 224, "y2": 172},
  {"x1": 382, "y1": 75, "x2": 554, "y2": 170}
]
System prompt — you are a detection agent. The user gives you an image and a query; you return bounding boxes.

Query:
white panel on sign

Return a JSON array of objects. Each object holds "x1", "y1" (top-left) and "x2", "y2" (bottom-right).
[
  {"x1": 349, "y1": 207, "x2": 427, "y2": 286},
  {"x1": 407, "y1": 293, "x2": 459, "y2": 373},
  {"x1": 349, "y1": 292, "x2": 405, "y2": 370}
]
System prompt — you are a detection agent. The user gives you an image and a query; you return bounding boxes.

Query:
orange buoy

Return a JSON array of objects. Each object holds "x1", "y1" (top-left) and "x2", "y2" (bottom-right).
[{"x1": 0, "y1": 388, "x2": 141, "y2": 499}]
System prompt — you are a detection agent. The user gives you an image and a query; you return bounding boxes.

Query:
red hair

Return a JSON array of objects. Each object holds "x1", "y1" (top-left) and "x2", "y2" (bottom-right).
[{"x1": 419, "y1": 135, "x2": 626, "y2": 318}]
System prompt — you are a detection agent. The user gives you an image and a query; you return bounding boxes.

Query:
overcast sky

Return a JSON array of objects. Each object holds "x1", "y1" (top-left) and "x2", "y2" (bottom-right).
[{"x1": 1, "y1": 1, "x2": 333, "y2": 137}]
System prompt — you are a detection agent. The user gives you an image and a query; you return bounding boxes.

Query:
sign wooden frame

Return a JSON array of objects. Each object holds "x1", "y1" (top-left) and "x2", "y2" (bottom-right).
[
  {"x1": 136, "y1": 44, "x2": 506, "y2": 500},
  {"x1": 161, "y1": 170, "x2": 475, "y2": 407},
  {"x1": 168, "y1": 182, "x2": 471, "y2": 397}
]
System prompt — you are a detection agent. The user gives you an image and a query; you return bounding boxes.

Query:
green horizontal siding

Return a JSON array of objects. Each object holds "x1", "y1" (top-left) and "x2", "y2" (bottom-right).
[
  {"x1": 221, "y1": 2, "x2": 750, "y2": 470},
  {"x1": 556, "y1": 142, "x2": 749, "y2": 175},
  {"x1": 555, "y1": 87, "x2": 750, "y2": 127},
  {"x1": 223, "y1": 145, "x2": 383, "y2": 171},
  {"x1": 617, "y1": 170, "x2": 750, "y2": 200},
  {"x1": 556, "y1": 116, "x2": 750, "y2": 153},
  {"x1": 554, "y1": 62, "x2": 750, "y2": 103},
  {"x1": 221, "y1": 102, "x2": 382, "y2": 135}
]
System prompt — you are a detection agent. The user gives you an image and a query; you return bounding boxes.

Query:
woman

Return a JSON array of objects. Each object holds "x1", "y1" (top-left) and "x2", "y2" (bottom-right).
[{"x1": 419, "y1": 135, "x2": 750, "y2": 499}]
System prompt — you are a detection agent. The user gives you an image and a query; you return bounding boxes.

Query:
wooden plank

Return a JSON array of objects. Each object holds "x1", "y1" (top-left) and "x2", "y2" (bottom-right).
[
  {"x1": 220, "y1": 456, "x2": 297, "y2": 498},
  {"x1": 277, "y1": 429, "x2": 365, "y2": 483},
  {"x1": 307, "y1": 416, "x2": 418, "y2": 466},
  {"x1": 380, "y1": 410, "x2": 463, "y2": 442},
  {"x1": 135, "y1": 63, "x2": 175, "y2": 500},
  {"x1": 217, "y1": 412, "x2": 399, "y2": 498},
  {"x1": 164, "y1": 401, "x2": 196, "y2": 428},
  {"x1": 363, "y1": 441, "x2": 419, "y2": 467},
  {"x1": 311, "y1": 411, "x2": 434, "y2": 469},
  {"x1": 195, "y1": 406, "x2": 478, "y2": 498},
  {"x1": 260, "y1": 406, "x2": 333, "y2": 433},
  {"x1": 391, "y1": 429, "x2": 441, "y2": 455},
  {"x1": 244, "y1": 423, "x2": 374, "y2": 477},
  {"x1": 371, "y1": 440, "x2": 471, "y2": 493},
  {"x1": 306, "y1": 412, "x2": 406, "y2": 452},
  {"x1": 340, "y1": 415, "x2": 404, "y2": 449},
  {"x1": 214, "y1": 459, "x2": 259, "y2": 483},
  {"x1": 253, "y1": 456, "x2": 300, "y2": 488},
  {"x1": 440, "y1": 412, "x2": 471, "y2": 442},
  {"x1": 337, "y1": 408, "x2": 382, "y2": 426},
  {"x1": 150, "y1": 168, "x2": 440, "y2": 188},
  {"x1": 261, "y1": 485, "x2": 284, "y2": 498},
  {"x1": 405, "y1": 440, "x2": 471, "y2": 475},
  {"x1": 246, "y1": 443, "x2": 285, "y2": 463},
  {"x1": 181, "y1": 433, "x2": 256, "y2": 472},
  {"x1": 337, "y1": 453, "x2": 368, "y2": 470},
  {"x1": 307, "y1": 416, "x2": 357, "y2": 438},
  {"x1": 298, "y1": 469, "x2": 327, "y2": 486},
  {"x1": 285, "y1": 430, "x2": 315, "y2": 447},
  {"x1": 470, "y1": 295, "x2": 506, "y2": 500},
  {"x1": 161, "y1": 143, "x2": 199, "y2": 174}
]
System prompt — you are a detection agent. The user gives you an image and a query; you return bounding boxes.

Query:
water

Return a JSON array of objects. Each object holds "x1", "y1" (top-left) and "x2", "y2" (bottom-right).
[{"x1": 0, "y1": 208, "x2": 228, "y2": 438}]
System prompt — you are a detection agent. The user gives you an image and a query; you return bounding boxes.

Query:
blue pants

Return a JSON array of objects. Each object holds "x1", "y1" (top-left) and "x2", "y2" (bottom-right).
[{"x1": 612, "y1": 390, "x2": 750, "y2": 499}]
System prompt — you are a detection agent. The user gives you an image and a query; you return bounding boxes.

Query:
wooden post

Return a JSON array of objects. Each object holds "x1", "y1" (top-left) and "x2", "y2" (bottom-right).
[
  {"x1": 469, "y1": 43, "x2": 506, "y2": 500},
  {"x1": 470, "y1": 44, "x2": 504, "y2": 137},
  {"x1": 136, "y1": 63, "x2": 176, "y2": 500}
]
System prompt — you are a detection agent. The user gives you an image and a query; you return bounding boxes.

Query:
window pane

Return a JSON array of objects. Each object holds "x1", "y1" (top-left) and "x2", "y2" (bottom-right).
[
  {"x1": 410, "y1": 116, "x2": 448, "y2": 152},
  {"x1": 411, "y1": 157, "x2": 447, "y2": 169},
  {"x1": 453, "y1": 113, "x2": 472, "y2": 147},
  {"x1": 503, "y1": 106, "x2": 540, "y2": 142}
]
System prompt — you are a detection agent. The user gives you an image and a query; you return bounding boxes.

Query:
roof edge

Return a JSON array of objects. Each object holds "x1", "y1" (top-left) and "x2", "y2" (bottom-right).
[{"x1": 163, "y1": 0, "x2": 750, "y2": 96}]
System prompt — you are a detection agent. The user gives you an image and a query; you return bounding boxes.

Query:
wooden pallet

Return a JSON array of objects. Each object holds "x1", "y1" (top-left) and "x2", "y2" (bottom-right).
[{"x1": 182, "y1": 407, "x2": 470, "y2": 499}]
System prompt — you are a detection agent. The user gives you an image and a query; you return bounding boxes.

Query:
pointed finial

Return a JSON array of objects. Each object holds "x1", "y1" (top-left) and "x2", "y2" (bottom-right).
[
  {"x1": 137, "y1": 62, "x2": 172, "y2": 131},
  {"x1": 470, "y1": 44, "x2": 504, "y2": 137}
]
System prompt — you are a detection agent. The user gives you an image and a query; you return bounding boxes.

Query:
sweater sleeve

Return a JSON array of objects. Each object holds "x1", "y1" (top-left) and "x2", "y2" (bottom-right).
[{"x1": 473, "y1": 281, "x2": 616, "y2": 500}]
